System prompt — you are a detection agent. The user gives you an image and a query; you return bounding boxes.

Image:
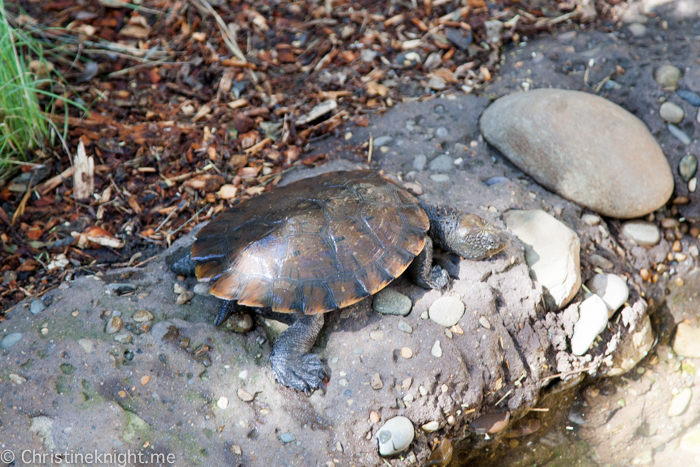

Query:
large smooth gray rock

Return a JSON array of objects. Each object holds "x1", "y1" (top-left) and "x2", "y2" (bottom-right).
[
  {"x1": 480, "y1": 89, "x2": 674, "y2": 218},
  {"x1": 504, "y1": 209, "x2": 581, "y2": 310}
]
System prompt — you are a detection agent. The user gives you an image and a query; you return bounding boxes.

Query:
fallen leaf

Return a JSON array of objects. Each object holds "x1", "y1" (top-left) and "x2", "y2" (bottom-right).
[{"x1": 26, "y1": 225, "x2": 43, "y2": 240}]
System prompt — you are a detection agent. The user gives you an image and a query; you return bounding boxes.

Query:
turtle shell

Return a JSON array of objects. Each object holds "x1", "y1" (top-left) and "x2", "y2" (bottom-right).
[{"x1": 191, "y1": 170, "x2": 429, "y2": 314}]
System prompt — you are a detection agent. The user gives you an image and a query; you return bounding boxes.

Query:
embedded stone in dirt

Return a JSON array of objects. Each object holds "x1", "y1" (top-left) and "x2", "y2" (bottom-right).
[
  {"x1": 585, "y1": 274, "x2": 629, "y2": 317},
  {"x1": 0, "y1": 332, "x2": 22, "y2": 349},
  {"x1": 373, "y1": 288, "x2": 412, "y2": 316},
  {"x1": 429, "y1": 296, "x2": 465, "y2": 327},
  {"x1": 655, "y1": 64, "x2": 682, "y2": 89},
  {"x1": 377, "y1": 416, "x2": 414, "y2": 456},
  {"x1": 673, "y1": 323, "x2": 700, "y2": 358},
  {"x1": 503, "y1": 209, "x2": 581, "y2": 310},
  {"x1": 571, "y1": 294, "x2": 609, "y2": 356},
  {"x1": 668, "y1": 388, "x2": 692, "y2": 417},
  {"x1": 621, "y1": 221, "x2": 660, "y2": 246},
  {"x1": 480, "y1": 89, "x2": 673, "y2": 218}
]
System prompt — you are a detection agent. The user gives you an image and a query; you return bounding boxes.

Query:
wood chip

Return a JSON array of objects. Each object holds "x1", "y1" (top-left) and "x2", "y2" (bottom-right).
[{"x1": 73, "y1": 141, "x2": 94, "y2": 201}]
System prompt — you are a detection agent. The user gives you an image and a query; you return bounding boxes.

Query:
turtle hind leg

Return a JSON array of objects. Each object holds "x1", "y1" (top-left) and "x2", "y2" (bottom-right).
[
  {"x1": 215, "y1": 300, "x2": 237, "y2": 326},
  {"x1": 407, "y1": 236, "x2": 450, "y2": 289},
  {"x1": 270, "y1": 313, "x2": 328, "y2": 394}
]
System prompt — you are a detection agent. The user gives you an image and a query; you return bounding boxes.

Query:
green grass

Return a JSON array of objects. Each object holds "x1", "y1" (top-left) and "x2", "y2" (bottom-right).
[{"x1": 0, "y1": 0, "x2": 77, "y2": 179}]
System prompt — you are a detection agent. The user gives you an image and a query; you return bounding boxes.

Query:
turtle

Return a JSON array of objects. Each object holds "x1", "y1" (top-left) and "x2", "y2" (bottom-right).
[{"x1": 167, "y1": 170, "x2": 507, "y2": 393}]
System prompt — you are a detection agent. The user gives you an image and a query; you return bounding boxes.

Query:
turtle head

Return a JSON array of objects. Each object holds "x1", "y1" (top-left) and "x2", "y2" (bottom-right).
[{"x1": 452, "y1": 214, "x2": 507, "y2": 260}]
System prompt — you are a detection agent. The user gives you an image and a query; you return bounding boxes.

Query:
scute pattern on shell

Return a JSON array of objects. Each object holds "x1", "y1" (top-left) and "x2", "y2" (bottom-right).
[{"x1": 192, "y1": 171, "x2": 430, "y2": 314}]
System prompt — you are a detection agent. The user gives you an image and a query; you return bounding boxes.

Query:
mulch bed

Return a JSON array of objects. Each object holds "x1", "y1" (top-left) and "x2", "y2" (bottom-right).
[{"x1": 0, "y1": 0, "x2": 622, "y2": 315}]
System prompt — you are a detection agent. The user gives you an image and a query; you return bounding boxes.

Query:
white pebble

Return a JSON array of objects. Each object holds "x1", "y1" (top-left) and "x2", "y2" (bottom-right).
[
  {"x1": 421, "y1": 421, "x2": 440, "y2": 432},
  {"x1": 377, "y1": 416, "x2": 414, "y2": 456},
  {"x1": 585, "y1": 274, "x2": 629, "y2": 317},
  {"x1": 431, "y1": 340, "x2": 443, "y2": 358},
  {"x1": 582, "y1": 214, "x2": 601, "y2": 226},
  {"x1": 668, "y1": 388, "x2": 692, "y2": 417},
  {"x1": 621, "y1": 221, "x2": 660, "y2": 246},
  {"x1": 660, "y1": 102, "x2": 684, "y2": 123},
  {"x1": 429, "y1": 296, "x2": 465, "y2": 327},
  {"x1": 571, "y1": 295, "x2": 609, "y2": 356},
  {"x1": 217, "y1": 396, "x2": 229, "y2": 409}
]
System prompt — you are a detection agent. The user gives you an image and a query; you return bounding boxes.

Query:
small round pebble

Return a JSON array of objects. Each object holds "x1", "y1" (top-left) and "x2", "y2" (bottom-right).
[
  {"x1": 431, "y1": 340, "x2": 443, "y2": 358},
  {"x1": 237, "y1": 388, "x2": 254, "y2": 402},
  {"x1": 377, "y1": 416, "x2": 414, "y2": 456},
  {"x1": 114, "y1": 332, "x2": 133, "y2": 343},
  {"x1": 398, "y1": 321, "x2": 413, "y2": 334},
  {"x1": 421, "y1": 421, "x2": 440, "y2": 432},
  {"x1": 430, "y1": 174, "x2": 449, "y2": 182},
  {"x1": 655, "y1": 64, "x2": 682, "y2": 89},
  {"x1": 280, "y1": 433, "x2": 295, "y2": 443},
  {"x1": 621, "y1": 221, "x2": 660, "y2": 246},
  {"x1": 677, "y1": 90, "x2": 700, "y2": 107},
  {"x1": 486, "y1": 176, "x2": 510, "y2": 186},
  {"x1": 403, "y1": 182, "x2": 423, "y2": 195},
  {"x1": 679, "y1": 154, "x2": 698, "y2": 182},
  {"x1": 373, "y1": 136, "x2": 393, "y2": 147},
  {"x1": 668, "y1": 388, "x2": 692, "y2": 417},
  {"x1": 585, "y1": 273, "x2": 629, "y2": 317},
  {"x1": 429, "y1": 296, "x2": 465, "y2": 327},
  {"x1": 30, "y1": 300, "x2": 46, "y2": 315},
  {"x1": 0, "y1": 332, "x2": 22, "y2": 349},
  {"x1": 370, "y1": 411, "x2": 381, "y2": 424},
  {"x1": 371, "y1": 372, "x2": 383, "y2": 390},
  {"x1": 133, "y1": 310, "x2": 154, "y2": 323},
  {"x1": 413, "y1": 155, "x2": 427, "y2": 171},
  {"x1": 370, "y1": 330, "x2": 385, "y2": 341},
  {"x1": 628, "y1": 23, "x2": 647, "y2": 36},
  {"x1": 225, "y1": 312, "x2": 254, "y2": 333},
  {"x1": 105, "y1": 316, "x2": 123, "y2": 334},
  {"x1": 436, "y1": 126, "x2": 449, "y2": 138},
  {"x1": 173, "y1": 283, "x2": 186, "y2": 294},
  {"x1": 193, "y1": 283, "x2": 211, "y2": 296},
  {"x1": 78, "y1": 339, "x2": 93, "y2": 354},
  {"x1": 479, "y1": 316, "x2": 492, "y2": 330},
  {"x1": 373, "y1": 289, "x2": 412, "y2": 316},
  {"x1": 589, "y1": 254, "x2": 614, "y2": 270},
  {"x1": 581, "y1": 214, "x2": 601, "y2": 226},
  {"x1": 217, "y1": 396, "x2": 229, "y2": 409},
  {"x1": 176, "y1": 291, "x2": 195, "y2": 305},
  {"x1": 429, "y1": 154, "x2": 454, "y2": 172},
  {"x1": 660, "y1": 102, "x2": 684, "y2": 123},
  {"x1": 401, "y1": 347, "x2": 413, "y2": 359}
]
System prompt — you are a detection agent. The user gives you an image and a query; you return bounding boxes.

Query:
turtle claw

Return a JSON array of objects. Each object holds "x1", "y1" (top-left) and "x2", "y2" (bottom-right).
[
  {"x1": 427, "y1": 265, "x2": 450, "y2": 290},
  {"x1": 270, "y1": 351, "x2": 328, "y2": 394}
]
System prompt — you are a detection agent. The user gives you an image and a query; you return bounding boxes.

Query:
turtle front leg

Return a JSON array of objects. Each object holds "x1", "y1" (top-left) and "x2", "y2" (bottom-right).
[
  {"x1": 270, "y1": 313, "x2": 328, "y2": 394},
  {"x1": 407, "y1": 236, "x2": 449, "y2": 289}
]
